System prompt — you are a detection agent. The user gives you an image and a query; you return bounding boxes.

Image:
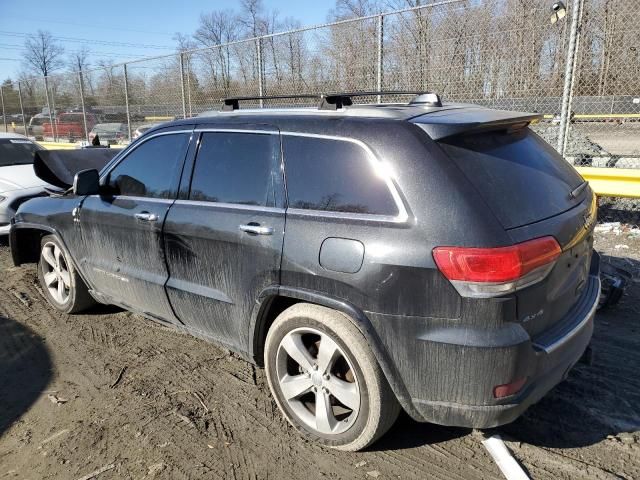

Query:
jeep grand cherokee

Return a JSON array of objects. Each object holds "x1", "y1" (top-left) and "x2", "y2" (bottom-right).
[{"x1": 10, "y1": 92, "x2": 599, "y2": 451}]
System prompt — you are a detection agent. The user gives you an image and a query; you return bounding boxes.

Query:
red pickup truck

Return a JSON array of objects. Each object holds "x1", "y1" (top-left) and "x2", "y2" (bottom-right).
[{"x1": 43, "y1": 113, "x2": 98, "y2": 141}]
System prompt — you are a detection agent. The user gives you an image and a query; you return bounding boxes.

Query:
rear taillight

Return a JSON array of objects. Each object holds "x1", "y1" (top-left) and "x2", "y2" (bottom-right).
[{"x1": 433, "y1": 236, "x2": 561, "y2": 298}]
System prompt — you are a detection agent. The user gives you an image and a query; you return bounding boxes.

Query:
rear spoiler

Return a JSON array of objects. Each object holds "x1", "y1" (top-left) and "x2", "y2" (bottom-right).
[
  {"x1": 34, "y1": 148, "x2": 119, "y2": 189},
  {"x1": 411, "y1": 108, "x2": 543, "y2": 140}
]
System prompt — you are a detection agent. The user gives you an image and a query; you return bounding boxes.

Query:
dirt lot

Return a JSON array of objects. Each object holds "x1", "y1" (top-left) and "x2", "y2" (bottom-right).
[{"x1": 1, "y1": 226, "x2": 639, "y2": 480}]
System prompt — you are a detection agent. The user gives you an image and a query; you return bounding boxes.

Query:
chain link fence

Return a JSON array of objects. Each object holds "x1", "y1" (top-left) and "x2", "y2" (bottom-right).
[{"x1": 1, "y1": 0, "x2": 638, "y2": 167}]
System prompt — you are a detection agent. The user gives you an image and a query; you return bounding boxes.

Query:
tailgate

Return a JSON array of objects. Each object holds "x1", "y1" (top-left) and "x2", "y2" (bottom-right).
[{"x1": 507, "y1": 192, "x2": 598, "y2": 338}]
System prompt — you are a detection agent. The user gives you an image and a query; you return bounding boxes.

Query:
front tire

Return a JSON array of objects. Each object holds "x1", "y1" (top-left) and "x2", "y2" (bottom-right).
[
  {"x1": 265, "y1": 303, "x2": 400, "y2": 451},
  {"x1": 38, "y1": 235, "x2": 95, "y2": 314}
]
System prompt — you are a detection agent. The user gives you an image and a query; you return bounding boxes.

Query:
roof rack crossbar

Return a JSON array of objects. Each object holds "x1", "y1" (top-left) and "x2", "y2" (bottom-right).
[
  {"x1": 319, "y1": 91, "x2": 441, "y2": 110},
  {"x1": 222, "y1": 94, "x2": 321, "y2": 111},
  {"x1": 221, "y1": 90, "x2": 442, "y2": 111}
]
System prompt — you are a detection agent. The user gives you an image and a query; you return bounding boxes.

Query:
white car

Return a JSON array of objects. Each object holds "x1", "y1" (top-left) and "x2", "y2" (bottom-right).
[
  {"x1": 0, "y1": 133, "x2": 47, "y2": 235},
  {"x1": 132, "y1": 123, "x2": 160, "y2": 140}
]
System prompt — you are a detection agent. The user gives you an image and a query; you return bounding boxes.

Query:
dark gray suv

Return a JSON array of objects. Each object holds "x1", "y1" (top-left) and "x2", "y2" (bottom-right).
[{"x1": 10, "y1": 93, "x2": 600, "y2": 451}]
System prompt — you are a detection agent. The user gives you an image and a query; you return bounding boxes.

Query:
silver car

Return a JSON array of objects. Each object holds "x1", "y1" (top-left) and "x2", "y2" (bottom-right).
[
  {"x1": 0, "y1": 133, "x2": 47, "y2": 235},
  {"x1": 28, "y1": 114, "x2": 52, "y2": 140},
  {"x1": 89, "y1": 123, "x2": 128, "y2": 145},
  {"x1": 132, "y1": 123, "x2": 160, "y2": 140}
]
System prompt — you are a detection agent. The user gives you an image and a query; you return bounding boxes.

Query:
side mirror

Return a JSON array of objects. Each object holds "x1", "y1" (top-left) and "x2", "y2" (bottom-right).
[{"x1": 73, "y1": 169, "x2": 100, "y2": 196}]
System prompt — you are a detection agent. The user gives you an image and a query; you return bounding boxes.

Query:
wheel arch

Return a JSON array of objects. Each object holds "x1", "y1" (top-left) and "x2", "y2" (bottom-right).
[
  {"x1": 11, "y1": 223, "x2": 93, "y2": 292},
  {"x1": 249, "y1": 286, "x2": 423, "y2": 421},
  {"x1": 10, "y1": 223, "x2": 57, "y2": 266}
]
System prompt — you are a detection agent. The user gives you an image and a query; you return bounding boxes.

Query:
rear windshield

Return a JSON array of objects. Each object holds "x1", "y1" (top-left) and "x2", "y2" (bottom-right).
[
  {"x1": 438, "y1": 128, "x2": 584, "y2": 229},
  {"x1": 0, "y1": 138, "x2": 43, "y2": 166}
]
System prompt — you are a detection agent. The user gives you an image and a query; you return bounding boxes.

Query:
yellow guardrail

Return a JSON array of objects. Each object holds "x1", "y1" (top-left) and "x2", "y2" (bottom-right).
[
  {"x1": 144, "y1": 116, "x2": 174, "y2": 122},
  {"x1": 576, "y1": 167, "x2": 640, "y2": 198},
  {"x1": 542, "y1": 113, "x2": 640, "y2": 120},
  {"x1": 40, "y1": 142, "x2": 126, "y2": 150},
  {"x1": 39, "y1": 142, "x2": 77, "y2": 150}
]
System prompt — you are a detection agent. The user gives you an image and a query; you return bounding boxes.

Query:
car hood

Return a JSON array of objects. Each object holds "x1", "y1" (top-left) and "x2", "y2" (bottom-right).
[
  {"x1": 0, "y1": 164, "x2": 47, "y2": 192},
  {"x1": 34, "y1": 148, "x2": 119, "y2": 189}
]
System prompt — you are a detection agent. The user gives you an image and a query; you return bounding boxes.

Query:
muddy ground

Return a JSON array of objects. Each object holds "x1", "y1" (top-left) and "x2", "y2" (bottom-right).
[{"x1": 1, "y1": 225, "x2": 639, "y2": 480}]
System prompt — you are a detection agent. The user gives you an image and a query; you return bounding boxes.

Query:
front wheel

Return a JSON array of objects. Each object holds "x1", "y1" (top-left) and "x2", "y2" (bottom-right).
[
  {"x1": 38, "y1": 235, "x2": 95, "y2": 314},
  {"x1": 264, "y1": 303, "x2": 400, "y2": 451}
]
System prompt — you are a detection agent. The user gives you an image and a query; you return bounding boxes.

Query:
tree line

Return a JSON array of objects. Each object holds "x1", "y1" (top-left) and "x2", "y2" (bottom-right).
[{"x1": 2, "y1": 0, "x2": 638, "y2": 117}]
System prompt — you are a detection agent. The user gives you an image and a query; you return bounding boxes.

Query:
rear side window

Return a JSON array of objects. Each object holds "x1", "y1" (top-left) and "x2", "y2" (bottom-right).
[
  {"x1": 106, "y1": 133, "x2": 189, "y2": 198},
  {"x1": 283, "y1": 136, "x2": 398, "y2": 216},
  {"x1": 189, "y1": 132, "x2": 279, "y2": 207}
]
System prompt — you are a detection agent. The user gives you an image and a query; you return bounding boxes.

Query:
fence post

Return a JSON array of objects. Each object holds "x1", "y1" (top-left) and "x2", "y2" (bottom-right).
[
  {"x1": 610, "y1": 95, "x2": 615, "y2": 115},
  {"x1": 43, "y1": 76, "x2": 57, "y2": 142},
  {"x1": 179, "y1": 53, "x2": 187, "y2": 119},
  {"x1": 17, "y1": 82, "x2": 27, "y2": 137},
  {"x1": 257, "y1": 38, "x2": 264, "y2": 107},
  {"x1": 557, "y1": 0, "x2": 584, "y2": 155},
  {"x1": 187, "y1": 55, "x2": 193, "y2": 118},
  {"x1": 562, "y1": 0, "x2": 584, "y2": 158},
  {"x1": 78, "y1": 70, "x2": 89, "y2": 143},
  {"x1": 377, "y1": 14, "x2": 384, "y2": 103},
  {"x1": 123, "y1": 63, "x2": 133, "y2": 142},
  {"x1": 0, "y1": 86, "x2": 7, "y2": 133}
]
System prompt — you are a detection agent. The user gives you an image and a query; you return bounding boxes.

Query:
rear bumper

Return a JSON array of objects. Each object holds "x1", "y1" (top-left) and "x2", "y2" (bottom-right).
[{"x1": 368, "y1": 252, "x2": 601, "y2": 428}]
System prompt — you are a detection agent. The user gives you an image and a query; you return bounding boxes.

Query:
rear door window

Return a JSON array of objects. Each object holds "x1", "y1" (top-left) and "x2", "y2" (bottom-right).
[
  {"x1": 438, "y1": 128, "x2": 585, "y2": 229},
  {"x1": 189, "y1": 132, "x2": 279, "y2": 207},
  {"x1": 282, "y1": 136, "x2": 398, "y2": 216}
]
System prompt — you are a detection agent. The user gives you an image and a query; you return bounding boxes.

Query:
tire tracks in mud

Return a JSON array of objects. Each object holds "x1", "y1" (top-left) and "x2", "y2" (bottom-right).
[{"x1": 1, "y1": 245, "x2": 639, "y2": 479}]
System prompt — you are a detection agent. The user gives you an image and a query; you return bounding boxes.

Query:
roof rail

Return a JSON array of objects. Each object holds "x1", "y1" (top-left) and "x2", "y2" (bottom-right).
[{"x1": 220, "y1": 91, "x2": 442, "y2": 111}]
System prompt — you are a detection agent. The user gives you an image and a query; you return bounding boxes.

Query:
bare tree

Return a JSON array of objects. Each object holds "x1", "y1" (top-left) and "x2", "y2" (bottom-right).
[
  {"x1": 69, "y1": 46, "x2": 91, "y2": 72},
  {"x1": 174, "y1": 32, "x2": 198, "y2": 52},
  {"x1": 193, "y1": 11, "x2": 239, "y2": 90},
  {"x1": 23, "y1": 30, "x2": 65, "y2": 77},
  {"x1": 330, "y1": 0, "x2": 381, "y2": 19},
  {"x1": 240, "y1": 0, "x2": 268, "y2": 37}
]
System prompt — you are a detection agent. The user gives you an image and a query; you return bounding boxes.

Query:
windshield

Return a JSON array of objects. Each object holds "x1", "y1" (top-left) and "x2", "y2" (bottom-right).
[
  {"x1": 30, "y1": 117, "x2": 49, "y2": 126},
  {"x1": 0, "y1": 138, "x2": 43, "y2": 166}
]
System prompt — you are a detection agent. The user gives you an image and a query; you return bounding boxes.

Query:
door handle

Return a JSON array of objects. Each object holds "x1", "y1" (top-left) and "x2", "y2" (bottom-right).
[
  {"x1": 134, "y1": 212, "x2": 159, "y2": 222},
  {"x1": 239, "y1": 224, "x2": 273, "y2": 235}
]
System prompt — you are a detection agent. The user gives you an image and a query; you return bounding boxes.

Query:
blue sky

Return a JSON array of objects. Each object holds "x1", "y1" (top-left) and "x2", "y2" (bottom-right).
[{"x1": 0, "y1": 0, "x2": 336, "y2": 80}]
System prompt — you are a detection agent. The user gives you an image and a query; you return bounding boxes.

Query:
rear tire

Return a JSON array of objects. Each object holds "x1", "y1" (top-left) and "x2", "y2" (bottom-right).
[
  {"x1": 38, "y1": 235, "x2": 95, "y2": 314},
  {"x1": 265, "y1": 303, "x2": 400, "y2": 451}
]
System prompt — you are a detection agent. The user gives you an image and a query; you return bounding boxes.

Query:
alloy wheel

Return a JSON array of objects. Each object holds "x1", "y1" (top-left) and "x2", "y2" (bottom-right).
[
  {"x1": 275, "y1": 327, "x2": 361, "y2": 435},
  {"x1": 41, "y1": 242, "x2": 71, "y2": 305}
]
